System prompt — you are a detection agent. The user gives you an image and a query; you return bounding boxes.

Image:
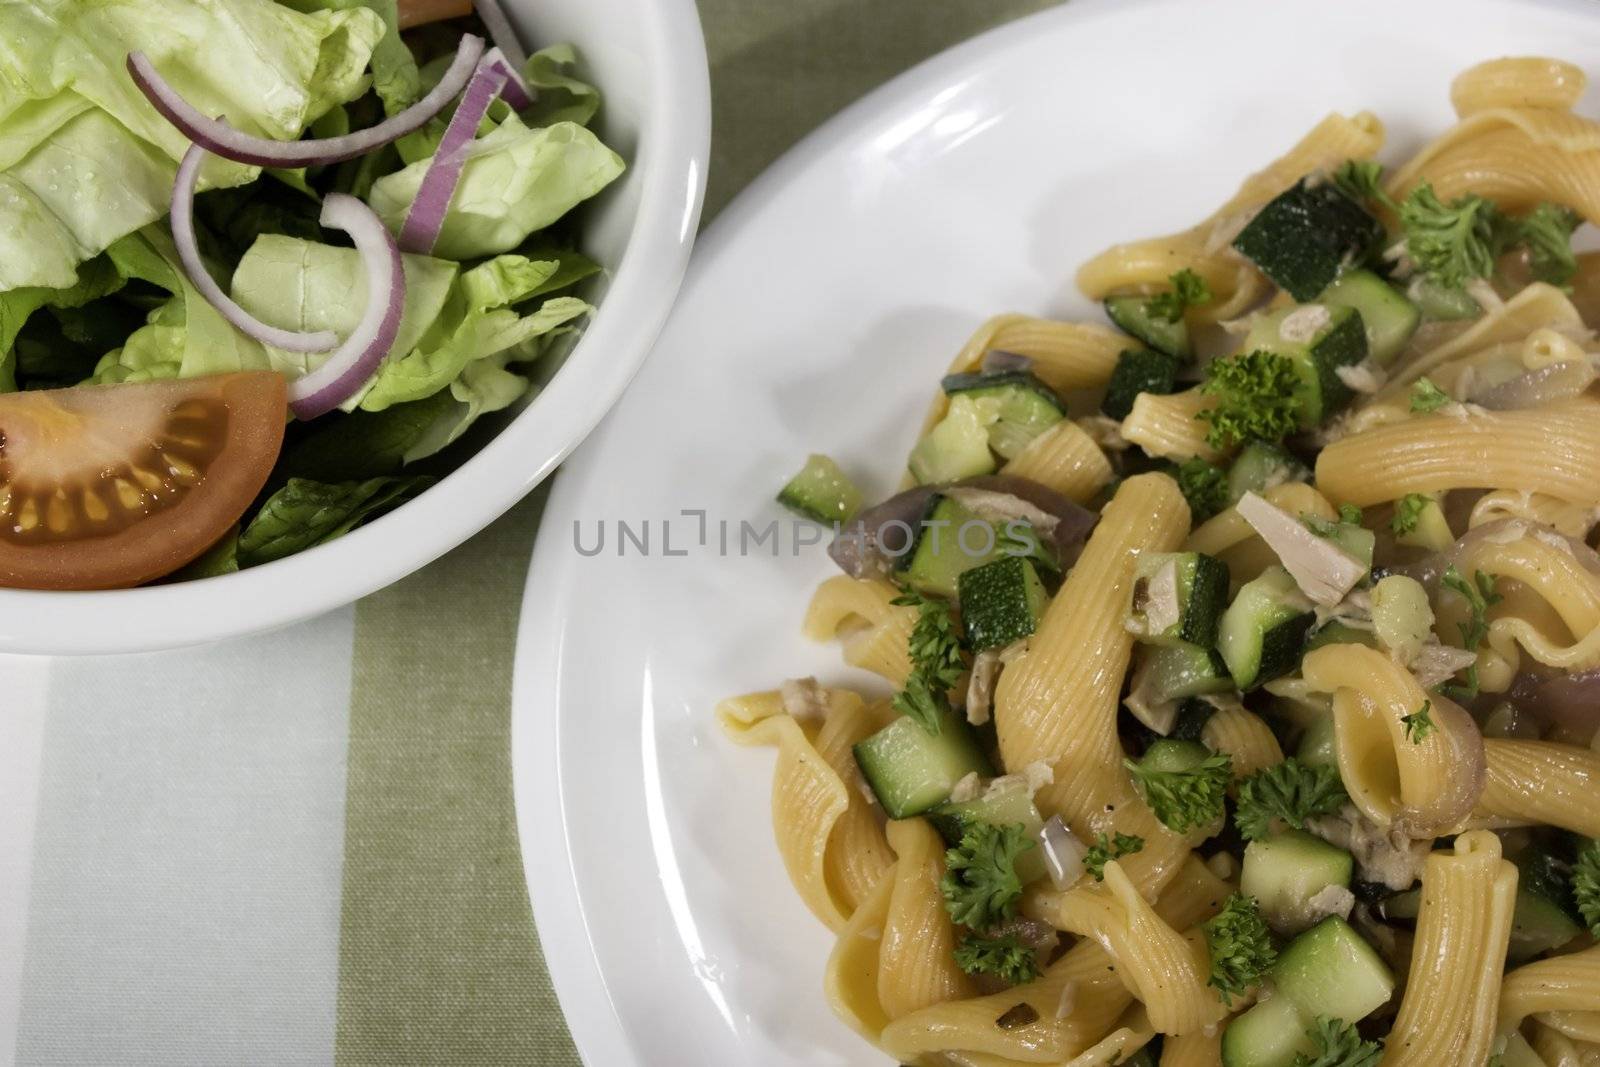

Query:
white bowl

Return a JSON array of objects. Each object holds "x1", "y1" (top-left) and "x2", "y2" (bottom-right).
[{"x1": 0, "y1": 0, "x2": 710, "y2": 655}]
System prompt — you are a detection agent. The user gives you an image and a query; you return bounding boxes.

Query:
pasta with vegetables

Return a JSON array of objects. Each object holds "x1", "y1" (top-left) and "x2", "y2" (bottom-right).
[{"x1": 723, "y1": 58, "x2": 1600, "y2": 1067}]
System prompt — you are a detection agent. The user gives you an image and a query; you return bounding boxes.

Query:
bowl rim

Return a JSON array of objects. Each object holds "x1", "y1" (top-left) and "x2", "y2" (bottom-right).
[{"x1": 0, "y1": 0, "x2": 711, "y2": 655}]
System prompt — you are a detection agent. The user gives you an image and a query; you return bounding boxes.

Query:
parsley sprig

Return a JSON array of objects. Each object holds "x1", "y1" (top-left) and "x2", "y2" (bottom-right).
[
  {"x1": 1234, "y1": 757, "x2": 1349, "y2": 841},
  {"x1": 891, "y1": 587, "x2": 967, "y2": 734},
  {"x1": 1409, "y1": 377, "x2": 1450, "y2": 413},
  {"x1": 1174, "y1": 458, "x2": 1229, "y2": 522},
  {"x1": 1125, "y1": 752, "x2": 1232, "y2": 834},
  {"x1": 1439, "y1": 565, "x2": 1501, "y2": 701},
  {"x1": 1145, "y1": 268, "x2": 1213, "y2": 322},
  {"x1": 953, "y1": 931, "x2": 1041, "y2": 986},
  {"x1": 1390, "y1": 493, "x2": 1431, "y2": 536},
  {"x1": 1203, "y1": 893, "x2": 1276, "y2": 1006},
  {"x1": 1400, "y1": 700, "x2": 1435, "y2": 744},
  {"x1": 1331, "y1": 160, "x2": 1394, "y2": 211},
  {"x1": 1084, "y1": 832, "x2": 1144, "y2": 881},
  {"x1": 1198, "y1": 350, "x2": 1302, "y2": 449},
  {"x1": 1574, "y1": 839, "x2": 1600, "y2": 937},
  {"x1": 941, "y1": 822, "x2": 1034, "y2": 931},
  {"x1": 1293, "y1": 1017, "x2": 1384, "y2": 1067}
]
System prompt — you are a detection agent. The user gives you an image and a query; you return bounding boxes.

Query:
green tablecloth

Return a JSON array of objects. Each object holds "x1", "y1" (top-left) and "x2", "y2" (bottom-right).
[{"x1": 0, "y1": 3, "x2": 1055, "y2": 1063}]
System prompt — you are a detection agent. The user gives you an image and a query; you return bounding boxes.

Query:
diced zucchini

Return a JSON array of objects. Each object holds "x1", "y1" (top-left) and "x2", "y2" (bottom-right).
[
  {"x1": 1317, "y1": 269, "x2": 1420, "y2": 367},
  {"x1": 928, "y1": 779, "x2": 1047, "y2": 883},
  {"x1": 1227, "y1": 442, "x2": 1310, "y2": 505},
  {"x1": 1101, "y1": 348, "x2": 1180, "y2": 421},
  {"x1": 1304, "y1": 621, "x2": 1378, "y2": 654},
  {"x1": 1106, "y1": 295, "x2": 1191, "y2": 358},
  {"x1": 1509, "y1": 850, "x2": 1583, "y2": 962},
  {"x1": 1241, "y1": 830, "x2": 1354, "y2": 935},
  {"x1": 1171, "y1": 698, "x2": 1217, "y2": 742},
  {"x1": 1394, "y1": 493, "x2": 1453, "y2": 552},
  {"x1": 1231, "y1": 178, "x2": 1385, "y2": 300},
  {"x1": 1219, "y1": 566, "x2": 1316, "y2": 690},
  {"x1": 1129, "y1": 552, "x2": 1231, "y2": 648},
  {"x1": 1271, "y1": 916, "x2": 1395, "y2": 1023},
  {"x1": 853, "y1": 710, "x2": 995, "y2": 819},
  {"x1": 959, "y1": 556, "x2": 1049, "y2": 650},
  {"x1": 1221, "y1": 994, "x2": 1315, "y2": 1067},
  {"x1": 1509, "y1": 890, "x2": 1583, "y2": 962},
  {"x1": 900, "y1": 497, "x2": 1035, "y2": 599},
  {"x1": 941, "y1": 370, "x2": 1067, "y2": 460},
  {"x1": 1305, "y1": 518, "x2": 1375, "y2": 571},
  {"x1": 1406, "y1": 276, "x2": 1482, "y2": 321},
  {"x1": 1142, "y1": 642, "x2": 1234, "y2": 703},
  {"x1": 776, "y1": 454, "x2": 863, "y2": 524},
  {"x1": 1244, "y1": 304, "x2": 1369, "y2": 427},
  {"x1": 1140, "y1": 738, "x2": 1211, "y2": 774},
  {"x1": 909, "y1": 395, "x2": 999, "y2": 484},
  {"x1": 1379, "y1": 888, "x2": 1421, "y2": 921},
  {"x1": 1295, "y1": 713, "x2": 1338, "y2": 767}
]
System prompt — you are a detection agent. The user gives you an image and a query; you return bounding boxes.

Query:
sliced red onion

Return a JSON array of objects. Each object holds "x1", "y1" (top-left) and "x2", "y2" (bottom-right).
[
  {"x1": 1038, "y1": 815, "x2": 1086, "y2": 889},
  {"x1": 482, "y1": 47, "x2": 533, "y2": 111},
  {"x1": 397, "y1": 57, "x2": 509, "y2": 254},
  {"x1": 127, "y1": 35, "x2": 484, "y2": 168},
  {"x1": 472, "y1": 0, "x2": 529, "y2": 74},
  {"x1": 170, "y1": 142, "x2": 337, "y2": 353},
  {"x1": 286, "y1": 193, "x2": 407, "y2": 419}
]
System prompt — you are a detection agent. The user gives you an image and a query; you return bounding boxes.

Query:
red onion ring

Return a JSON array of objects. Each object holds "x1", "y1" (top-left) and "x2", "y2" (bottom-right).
[
  {"x1": 286, "y1": 194, "x2": 408, "y2": 420},
  {"x1": 397, "y1": 57, "x2": 511, "y2": 253},
  {"x1": 472, "y1": 0, "x2": 529, "y2": 74},
  {"x1": 483, "y1": 47, "x2": 534, "y2": 111},
  {"x1": 171, "y1": 141, "x2": 338, "y2": 352},
  {"x1": 127, "y1": 34, "x2": 485, "y2": 168}
]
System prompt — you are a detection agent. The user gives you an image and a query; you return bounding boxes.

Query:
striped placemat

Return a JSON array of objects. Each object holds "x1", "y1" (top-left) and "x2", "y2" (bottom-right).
[{"x1": 0, "y1": 1, "x2": 1056, "y2": 1062}]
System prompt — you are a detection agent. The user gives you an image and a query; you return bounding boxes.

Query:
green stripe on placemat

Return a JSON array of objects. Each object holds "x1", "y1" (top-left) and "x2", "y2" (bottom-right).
[{"x1": 332, "y1": 485, "x2": 580, "y2": 1067}]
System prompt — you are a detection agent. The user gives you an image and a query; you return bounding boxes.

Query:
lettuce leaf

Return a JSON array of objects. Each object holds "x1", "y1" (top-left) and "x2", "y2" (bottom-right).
[
  {"x1": 0, "y1": 0, "x2": 384, "y2": 290},
  {"x1": 277, "y1": 0, "x2": 421, "y2": 115},
  {"x1": 237, "y1": 475, "x2": 433, "y2": 566},
  {"x1": 367, "y1": 117, "x2": 624, "y2": 259}
]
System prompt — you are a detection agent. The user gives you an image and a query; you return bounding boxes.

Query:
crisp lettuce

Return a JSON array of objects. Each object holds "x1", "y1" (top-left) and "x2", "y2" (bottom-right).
[
  {"x1": 225, "y1": 235, "x2": 588, "y2": 449},
  {"x1": 277, "y1": 0, "x2": 421, "y2": 116},
  {"x1": 90, "y1": 228, "x2": 274, "y2": 384},
  {"x1": 367, "y1": 117, "x2": 624, "y2": 259},
  {"x1": 230, "y1": 234, "x2": 460, "y2": 381},
  {"x1": 237, "y1": 475, "x2": 433, "y2": 566},
  {"x1": 0, "y1": 0, "x2": 383, "y2": 290}
]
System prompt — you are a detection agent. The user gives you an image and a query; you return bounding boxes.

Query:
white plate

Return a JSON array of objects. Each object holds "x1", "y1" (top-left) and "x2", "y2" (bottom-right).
[{"x1": 511, "y1": 1, "x2": 1600, "y2": 1062}]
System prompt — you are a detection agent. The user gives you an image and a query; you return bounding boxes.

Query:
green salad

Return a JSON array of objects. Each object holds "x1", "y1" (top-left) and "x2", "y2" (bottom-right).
[{"x1": 0, "y1": 0, "x2": 622, "y2": 589}]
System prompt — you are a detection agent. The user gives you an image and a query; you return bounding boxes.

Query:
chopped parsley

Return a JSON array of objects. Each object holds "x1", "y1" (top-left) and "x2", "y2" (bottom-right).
[
  {"x1": 941, "y1": 822, "x2": 1034, "y2": 931},
  {"x1": 1146, "y1": 268, "x2": 1213, "y2": 322},
  {"x1": 1293, "y1": 1016, "x2": 1384, "y2": 1067},
  {"x1": 1410, "y1": 377, "x2": 1450, "y2": 413},
  {"x1": 1515, "y1": 202, "x2": 1582, "y2": 287},
  {"x1": 891, "y1": 588, "x2": 967, "y2": 734},
  {"x1": 1390, "y1": 493, "x2": 1431, "y2": 536},
  {"x1": 1199, "y1": 349, "x2": 1303, "y2": 449},
  {"x1": 1401, "y1": 700, "x2": 1436, "y2": 744},
  {"x1": 953, "y1": 931, "x2": 1041, "y2": 986},
  {"x1": 1235, "y1": 757, "x2": 1350, "y2": 841},
  {"x1": 1330, "y1": 159, "x2": 1394, "y2": 211},
  {"x1": 1084, "y1": 831, "x2": 1145, "y2": 880},
  {"x1": 1203, "y1": 893, "x2": 1277, "y2": 1006},
  {"x1": 1338, "y1": 503, "x2": 1365, "y2": 525},
  {"x1": 1125, "y1": 751, "x2": 1232, "y2": 834},
  {"x1": 1574, "y1": 838, "x2": 1600, "y2": 937},
  {"x1": 1439, "y1": 565, "x2": 1501, "y2": 702},
  {"x1": 1400, "y1": 183, "x2": 1507, "y2": 289}
]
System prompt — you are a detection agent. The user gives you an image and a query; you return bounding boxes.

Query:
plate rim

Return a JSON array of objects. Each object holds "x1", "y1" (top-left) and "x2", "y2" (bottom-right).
[{"x1": 510, "y1": 0, "x2": 1600, "y2": 1061}]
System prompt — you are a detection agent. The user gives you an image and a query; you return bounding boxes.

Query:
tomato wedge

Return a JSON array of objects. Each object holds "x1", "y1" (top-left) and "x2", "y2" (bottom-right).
[{"x1": 0, "y1": 372, "x2": 286, "y2": 590}]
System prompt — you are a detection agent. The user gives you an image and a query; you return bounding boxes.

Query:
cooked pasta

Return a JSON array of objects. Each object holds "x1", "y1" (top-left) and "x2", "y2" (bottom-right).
[{"x1": 735, "y1": 58, "x2": 1600, "y2": 1067}]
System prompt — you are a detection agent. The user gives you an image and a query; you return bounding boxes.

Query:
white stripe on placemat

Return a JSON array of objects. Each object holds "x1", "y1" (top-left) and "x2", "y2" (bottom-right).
[
  {"x1": 0, "y1": 657, "x2": 52, "y2": 1067},
  {"x1": 11, "y1": 609, "x2": 356, "y2": 1067}
]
